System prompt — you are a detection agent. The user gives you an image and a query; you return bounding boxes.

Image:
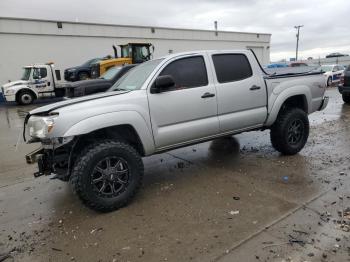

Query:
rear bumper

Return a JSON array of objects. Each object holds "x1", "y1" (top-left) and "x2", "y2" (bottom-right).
[
  {"x1": 338, "y1": 85, "x2": 350, "y2": 95},
  {"x1": 318, "y1": 96, "x2": 329, "y2": 111}
]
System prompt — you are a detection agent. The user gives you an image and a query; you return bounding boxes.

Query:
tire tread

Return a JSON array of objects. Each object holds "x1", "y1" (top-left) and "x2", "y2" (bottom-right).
[{"x1": 70, "y1": 140, "x2": 143, "y2": 212}]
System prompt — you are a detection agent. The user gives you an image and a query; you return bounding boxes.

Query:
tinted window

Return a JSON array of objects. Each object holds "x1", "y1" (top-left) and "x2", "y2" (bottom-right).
[
  {"x1": 212, "y1": 54, "x2": 252, "y2": 83},
  {"x1": 159, "y1": 56, "x2": 208, "y2": 90},
  {"x1": 40, "y1": 68, "x2": 47, "y2": 78},
  {"x1": 33, "y1": 68, "x2": 47, "y2": 79}
]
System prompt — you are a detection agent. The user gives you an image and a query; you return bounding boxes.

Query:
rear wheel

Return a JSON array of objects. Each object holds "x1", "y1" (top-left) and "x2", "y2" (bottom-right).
[
  {"x1": 78, "y1": 72, "x2": 89, "y2": 80},
  {"x1": 70, "y1": 140, "x2": 144, "y2": 212},
  {"x1": 270, "y1": 108, "x2": 309, "y2": 155},
  {"x1": 343, "y1": 94, "x2": 350, "y2": 104},
  {"x1": 327, "y1": 77, "x2": 332, "y2": 87},
  {"x1": 17, "y1": 90, "x2": 35, "y2": 105}
]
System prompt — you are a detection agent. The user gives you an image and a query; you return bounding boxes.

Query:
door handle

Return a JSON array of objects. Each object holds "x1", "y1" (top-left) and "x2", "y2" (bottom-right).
[
  {"x1": 201, "y1": 92, "x2": 215, "y2": 98},
  {"x1": 250, "y1": 85, "x2": 261, "y2": 90}
]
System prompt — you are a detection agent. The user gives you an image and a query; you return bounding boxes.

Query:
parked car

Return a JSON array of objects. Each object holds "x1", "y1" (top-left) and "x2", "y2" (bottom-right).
[
  {"x1": 320, "y1": 64, "x2": 344, "y2": 86},
  {"x1": 326, "y1": 52, "x2": 349, "y2": 58},
  {"x1": 338, "y1": 65, "x2": 350, "y2": 104},
  {"x1": 24, "y1": 50, "x2": 328, "y2": 212},
  {"x1": 266, "y1": 63, "x2": 289, "y2": 68},
  {"x1": 64, "y1": 64, "x2": 136, "y2": 98},
  {"x1": 1, "y1": 63, "x2": 65, "y2": 105},
  {"x1": 290, "y1": 62, "x2": 308, "y2": 67},
  {"x1": 64, "y1": 58, "x2": 103, "y2": 82}
]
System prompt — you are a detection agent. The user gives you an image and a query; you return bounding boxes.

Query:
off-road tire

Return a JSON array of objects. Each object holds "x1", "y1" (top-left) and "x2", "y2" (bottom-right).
[
  {"x1": 17, "y1": 90, "x2": 34, "y2": 105},
  {"x1": 70, "y1": 140, "x2": 144, "y2": 212},
  {"x1": 327, "y1": 77, "x2": 332, "y2": 87},
  {"x1": 78, "y1": 72, "x2": 89, "y2": 80},
  {"x1": 342, "y1": 94, "x2": 350, "y2": 104},
  {"x1": 270, "y1": 108, "x2": 309, "y2": 155}
]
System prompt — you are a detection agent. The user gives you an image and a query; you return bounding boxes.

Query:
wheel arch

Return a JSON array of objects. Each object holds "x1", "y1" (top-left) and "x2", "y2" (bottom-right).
[
  {"x1": 15, "y1": 88, "x2": 38, "y2": 101},
  {"x1": 266, "y1": 87, "x2": 311, "y2": 126},
  {"x1": 63, "y1": 111, "x2": 155, "y2": 156}
]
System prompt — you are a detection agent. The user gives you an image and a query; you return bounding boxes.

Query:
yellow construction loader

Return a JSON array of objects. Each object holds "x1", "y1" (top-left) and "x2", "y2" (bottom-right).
[{"x1": 90, "y1": 43, "x2": 154, "y2": 78}]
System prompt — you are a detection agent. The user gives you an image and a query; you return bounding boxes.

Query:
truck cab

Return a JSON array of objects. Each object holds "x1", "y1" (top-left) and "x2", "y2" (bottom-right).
[{"x1": 1, "y1": 63, "x2": 64, "y2": 105}]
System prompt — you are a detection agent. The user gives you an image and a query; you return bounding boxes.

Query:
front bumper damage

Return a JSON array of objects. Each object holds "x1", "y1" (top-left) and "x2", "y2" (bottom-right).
[{"x1": 25, "y1": 138, "x2": 75, "y2": 181}]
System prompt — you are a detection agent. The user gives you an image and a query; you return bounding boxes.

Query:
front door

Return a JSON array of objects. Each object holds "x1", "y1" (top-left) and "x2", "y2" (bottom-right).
[
  {"x1": 148, "y1": 55, "x2": 219, "y2": 149},
  {"x1": 31, "y1": 66, "x2": 52, "y2": 95}
]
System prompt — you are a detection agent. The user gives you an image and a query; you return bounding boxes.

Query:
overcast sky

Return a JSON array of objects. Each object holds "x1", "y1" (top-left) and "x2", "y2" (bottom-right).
[{"x1": 1, "y1": 0, "x2": 349, "y2": 61}]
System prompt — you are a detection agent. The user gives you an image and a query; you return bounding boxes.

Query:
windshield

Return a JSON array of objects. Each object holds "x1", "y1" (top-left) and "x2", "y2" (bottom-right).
[
  {"x1": 110, "y1": 59, "x2": 163, "y2": 91},
  {"x1": 21, "y1": 68, "x2": 32, "y2": 80},
  {"x1": 100, "y1": 67, "x2": 121, "y2": 80},
  {"x1": 320, "y1": 65, "x2": 333, "y2": 72}
]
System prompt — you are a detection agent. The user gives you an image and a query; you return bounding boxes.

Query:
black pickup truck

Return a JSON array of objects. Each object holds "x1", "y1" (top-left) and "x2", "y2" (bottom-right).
[
  {"x1": 64, "y1": 64, "x2": 136, "y2": 98},
  {"x1": 339, "y1": 65, "x2": 350, "y2": 104}
]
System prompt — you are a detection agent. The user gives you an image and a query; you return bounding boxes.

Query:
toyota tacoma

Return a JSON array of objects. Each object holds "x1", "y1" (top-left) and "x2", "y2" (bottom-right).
[{"x1": 24, "y1": 50, "x2": 328, "y2": 212}]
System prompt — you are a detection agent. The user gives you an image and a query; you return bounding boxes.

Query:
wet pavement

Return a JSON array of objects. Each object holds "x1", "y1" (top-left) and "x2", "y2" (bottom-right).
[{"x1": 0, "y1": 89, "x2": 349, "y2": 262}]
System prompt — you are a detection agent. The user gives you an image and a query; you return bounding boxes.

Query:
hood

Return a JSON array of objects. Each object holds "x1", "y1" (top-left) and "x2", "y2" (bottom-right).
[
  {"x1": 2, "y1": 80, "x2": 28, "y2": 89},
  {"x1": 61, "y1": 78, "x2": 108, "y2": 89},
  {"x1": 29, "y1": 90, "x2": 129, "y2": 115},
  {"x1": 65, "y1": 66, "x2": 82, "y2": 72}
]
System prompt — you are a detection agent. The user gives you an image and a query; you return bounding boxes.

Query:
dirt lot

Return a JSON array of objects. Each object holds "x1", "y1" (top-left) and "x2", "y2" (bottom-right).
[{"x1": 0, "y1": 88, "x2": 349, "y2": 262}]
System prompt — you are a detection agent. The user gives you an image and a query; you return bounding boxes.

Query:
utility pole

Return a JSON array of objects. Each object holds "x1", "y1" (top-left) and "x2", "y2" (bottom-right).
[{"x1": 294, "y1": 25, "x2": 304, "y2": 61}]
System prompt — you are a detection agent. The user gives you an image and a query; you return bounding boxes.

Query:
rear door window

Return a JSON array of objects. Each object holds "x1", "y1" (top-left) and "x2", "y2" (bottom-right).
[
  {"x1": 212, "y1": 54, "x2": 252, "y2": 83},
  {"x1": 159, "y1": 56, "x2": 208, "y2": 90}
]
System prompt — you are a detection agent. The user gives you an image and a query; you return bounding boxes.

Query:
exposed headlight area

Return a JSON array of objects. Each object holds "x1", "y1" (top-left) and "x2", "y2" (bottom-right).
[
  {"x1": 27, "y1": 115, "x2": 58, "y2": 139},
  {"x1": 5, "y1": 89, "x2": 15, "y2": 95}
]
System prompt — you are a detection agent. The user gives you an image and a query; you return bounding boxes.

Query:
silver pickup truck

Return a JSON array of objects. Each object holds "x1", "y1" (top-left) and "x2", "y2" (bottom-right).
[{"x1": 24, "y1": 50, "x2": 328, "y2": 212}]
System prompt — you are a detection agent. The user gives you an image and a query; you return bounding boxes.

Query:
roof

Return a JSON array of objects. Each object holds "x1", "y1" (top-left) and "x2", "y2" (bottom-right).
[{"x1": 0, "y1": 16, "x2": 271, "y2": 36}]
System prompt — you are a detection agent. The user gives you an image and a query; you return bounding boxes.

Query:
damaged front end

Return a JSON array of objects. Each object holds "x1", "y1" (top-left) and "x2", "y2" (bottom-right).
[
  {"x1": 24, "y1": 113, "x2": 75, "y2": 181},
  {"x1": 25, "y1": 137, "x2": 75, "y2": 180}
]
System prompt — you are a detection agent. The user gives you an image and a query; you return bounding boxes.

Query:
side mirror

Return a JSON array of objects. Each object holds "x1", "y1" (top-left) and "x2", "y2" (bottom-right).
[{"x1": 151, "y1": 75, "x2": 175, "y2": 93}]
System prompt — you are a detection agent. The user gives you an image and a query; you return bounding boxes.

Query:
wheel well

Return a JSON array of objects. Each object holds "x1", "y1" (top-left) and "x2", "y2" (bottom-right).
[
  {"x1": 16, "y1": 89, "x2": 37, "y2": 101},
  {"x1": 74, "y1": 125, "x2": 145, "y2": 157},
  {"x1": 280, "y1": 95, "x2": 308, "y2": 113}
]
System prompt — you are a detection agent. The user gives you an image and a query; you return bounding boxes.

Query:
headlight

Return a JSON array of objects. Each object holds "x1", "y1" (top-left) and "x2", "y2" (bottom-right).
[
  {"x1": 27, "y1": 115, "x2": 58, "y2": 138},
  {"x1": 5, "y1": 89, "x2": 15, "y2": 95}
]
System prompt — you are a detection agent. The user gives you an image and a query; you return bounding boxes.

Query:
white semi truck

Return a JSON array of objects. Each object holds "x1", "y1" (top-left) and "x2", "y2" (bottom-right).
[{"x1": 1, "y1": 63, "x2": 65, "y2": 105}]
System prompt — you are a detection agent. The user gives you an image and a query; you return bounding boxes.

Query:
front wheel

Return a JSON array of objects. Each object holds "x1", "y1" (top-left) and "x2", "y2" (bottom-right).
[
  {"x1": 17, "y1": 90, "x2": 35, "y2": 105},
  {"x1": 70, "y1": 140, "x2": 144, "y2": 212},
  {"x1": 343, "y1": 94, "x2": 350, "y2": 104},
  {"x1": 270, "y1": 108, "x2": 309, "y2": 155}
]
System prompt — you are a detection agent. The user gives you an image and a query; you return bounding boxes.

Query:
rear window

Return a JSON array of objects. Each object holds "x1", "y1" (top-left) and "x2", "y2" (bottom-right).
[{"x1": 212, "y1": 54, "x2": 252, "y2": 83}]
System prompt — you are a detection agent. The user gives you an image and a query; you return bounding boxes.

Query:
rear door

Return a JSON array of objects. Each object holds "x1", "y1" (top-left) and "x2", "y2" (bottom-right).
[
  {"x1": 148, "y1": 54, "x2": 219, "y2": 149},
  {"x1": 209, "y1": 52, "x2": 267, "y2": 132}
]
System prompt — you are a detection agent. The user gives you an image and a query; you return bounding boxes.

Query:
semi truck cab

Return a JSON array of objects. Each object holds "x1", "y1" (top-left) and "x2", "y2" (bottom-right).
[{"x1": 1, "y1": 63, "x2": 65, "y2": 105}]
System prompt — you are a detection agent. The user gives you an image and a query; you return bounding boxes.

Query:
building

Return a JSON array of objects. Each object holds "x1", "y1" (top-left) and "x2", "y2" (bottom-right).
[{"x1": 0, "y1": 17, "x2": 271, "y2": 85}]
